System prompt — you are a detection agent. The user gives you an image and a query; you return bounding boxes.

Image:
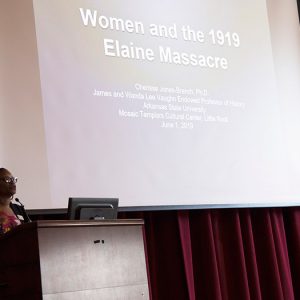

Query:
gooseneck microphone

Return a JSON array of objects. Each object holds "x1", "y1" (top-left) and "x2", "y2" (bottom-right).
[{"x1": 15, "y1": 198, "x2": 32, "y2": 223}]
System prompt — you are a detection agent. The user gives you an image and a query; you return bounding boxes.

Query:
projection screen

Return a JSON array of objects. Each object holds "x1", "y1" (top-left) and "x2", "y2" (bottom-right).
[{"x1": 1, "y1": 0, "x2": 300, "y2": 210}]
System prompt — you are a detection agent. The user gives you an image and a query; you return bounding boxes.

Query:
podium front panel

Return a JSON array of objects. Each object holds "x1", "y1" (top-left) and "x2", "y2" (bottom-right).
[
  {"x1": 43, "y1": 284, "x2": 148, "y2": 300},
  {"x1": 37, "y1": 224, "x2": 149, "y2": 299}
]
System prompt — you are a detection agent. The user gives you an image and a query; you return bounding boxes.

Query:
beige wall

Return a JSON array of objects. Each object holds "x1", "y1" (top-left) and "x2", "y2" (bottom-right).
[
  {"x1": 266, "y1": 0, "x2": 300, "y2": 189},
  {"x1": 0, "y1": 0, "x2": 51, "y2": 208}
]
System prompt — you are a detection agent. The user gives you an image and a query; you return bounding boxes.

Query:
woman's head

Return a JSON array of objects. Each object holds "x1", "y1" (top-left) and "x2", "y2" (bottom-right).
[{"x1": 0, "y1": 168, "x2": 17, "y2": 200}]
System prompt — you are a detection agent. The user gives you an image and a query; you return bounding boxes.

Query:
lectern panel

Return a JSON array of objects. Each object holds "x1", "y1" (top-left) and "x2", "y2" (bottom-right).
[
  {"x1": 38, "y1": 224, "x2": 149, "y2": 299},
  {"x1": 43, "y1": 284, "x2": 149, "y2": 300}
]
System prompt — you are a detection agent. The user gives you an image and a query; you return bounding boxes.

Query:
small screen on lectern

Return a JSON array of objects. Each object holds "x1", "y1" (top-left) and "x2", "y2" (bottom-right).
[{"x1": 67, "y1": 198, "x2": 119, "y2": 220}]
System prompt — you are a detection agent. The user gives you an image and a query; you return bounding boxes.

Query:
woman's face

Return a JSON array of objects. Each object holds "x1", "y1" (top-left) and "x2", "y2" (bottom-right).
[{"x1": 0, "y1": 169, "x2": 17, "y2": 199}]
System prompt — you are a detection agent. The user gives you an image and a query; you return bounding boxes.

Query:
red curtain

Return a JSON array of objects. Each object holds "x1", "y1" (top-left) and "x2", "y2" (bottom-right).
[{"x1": 119, "y1": 207, "x2": 300, "y2": 300}]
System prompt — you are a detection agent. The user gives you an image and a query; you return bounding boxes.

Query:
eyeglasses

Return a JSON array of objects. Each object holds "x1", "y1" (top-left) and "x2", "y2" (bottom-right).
[{"x1": 0, "y1": 177, "x2": 18, "y2": 184}]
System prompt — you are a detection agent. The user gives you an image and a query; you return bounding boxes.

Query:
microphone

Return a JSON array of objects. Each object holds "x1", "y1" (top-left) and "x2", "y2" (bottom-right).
[{"x1": 15, "y1": 198, "x2": 32, "y2": 223}]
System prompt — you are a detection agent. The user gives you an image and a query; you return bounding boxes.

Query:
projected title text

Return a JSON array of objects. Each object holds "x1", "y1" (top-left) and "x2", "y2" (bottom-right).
[{"x1": 79, "y1": 8, "x2": 241, "y2": 70}]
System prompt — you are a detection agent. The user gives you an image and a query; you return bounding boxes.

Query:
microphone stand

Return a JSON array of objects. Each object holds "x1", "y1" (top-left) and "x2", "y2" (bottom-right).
[{"x1": 14, "y1": 198, "x2": 32, "y2": 223}]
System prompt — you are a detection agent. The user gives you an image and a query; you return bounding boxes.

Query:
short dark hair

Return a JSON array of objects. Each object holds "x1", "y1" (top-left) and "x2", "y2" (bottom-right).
[{"x1": 0, "y1": 168, "x2": 10, "y2": 175}]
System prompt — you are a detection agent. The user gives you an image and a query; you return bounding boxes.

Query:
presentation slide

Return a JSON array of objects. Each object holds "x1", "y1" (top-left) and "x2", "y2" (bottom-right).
[{"x1": 1, "y1": 0, "x2": 300, "y2": 209}]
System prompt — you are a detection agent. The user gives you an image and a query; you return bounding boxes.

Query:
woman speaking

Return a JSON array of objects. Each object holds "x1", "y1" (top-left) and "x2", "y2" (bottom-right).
[{"x1": 0, "y1": 167, "x2": 30, "y2": 234}]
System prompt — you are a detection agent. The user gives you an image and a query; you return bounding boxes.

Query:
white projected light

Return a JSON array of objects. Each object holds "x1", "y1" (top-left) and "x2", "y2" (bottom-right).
[{"x1": 1, "y1": 0, "x2": 300, "y2": 209}]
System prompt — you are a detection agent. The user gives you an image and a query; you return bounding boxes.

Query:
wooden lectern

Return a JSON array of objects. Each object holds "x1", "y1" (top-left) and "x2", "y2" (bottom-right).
[{"x1": 0, "y1": 220, "x2": 150, "y2": 300}]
